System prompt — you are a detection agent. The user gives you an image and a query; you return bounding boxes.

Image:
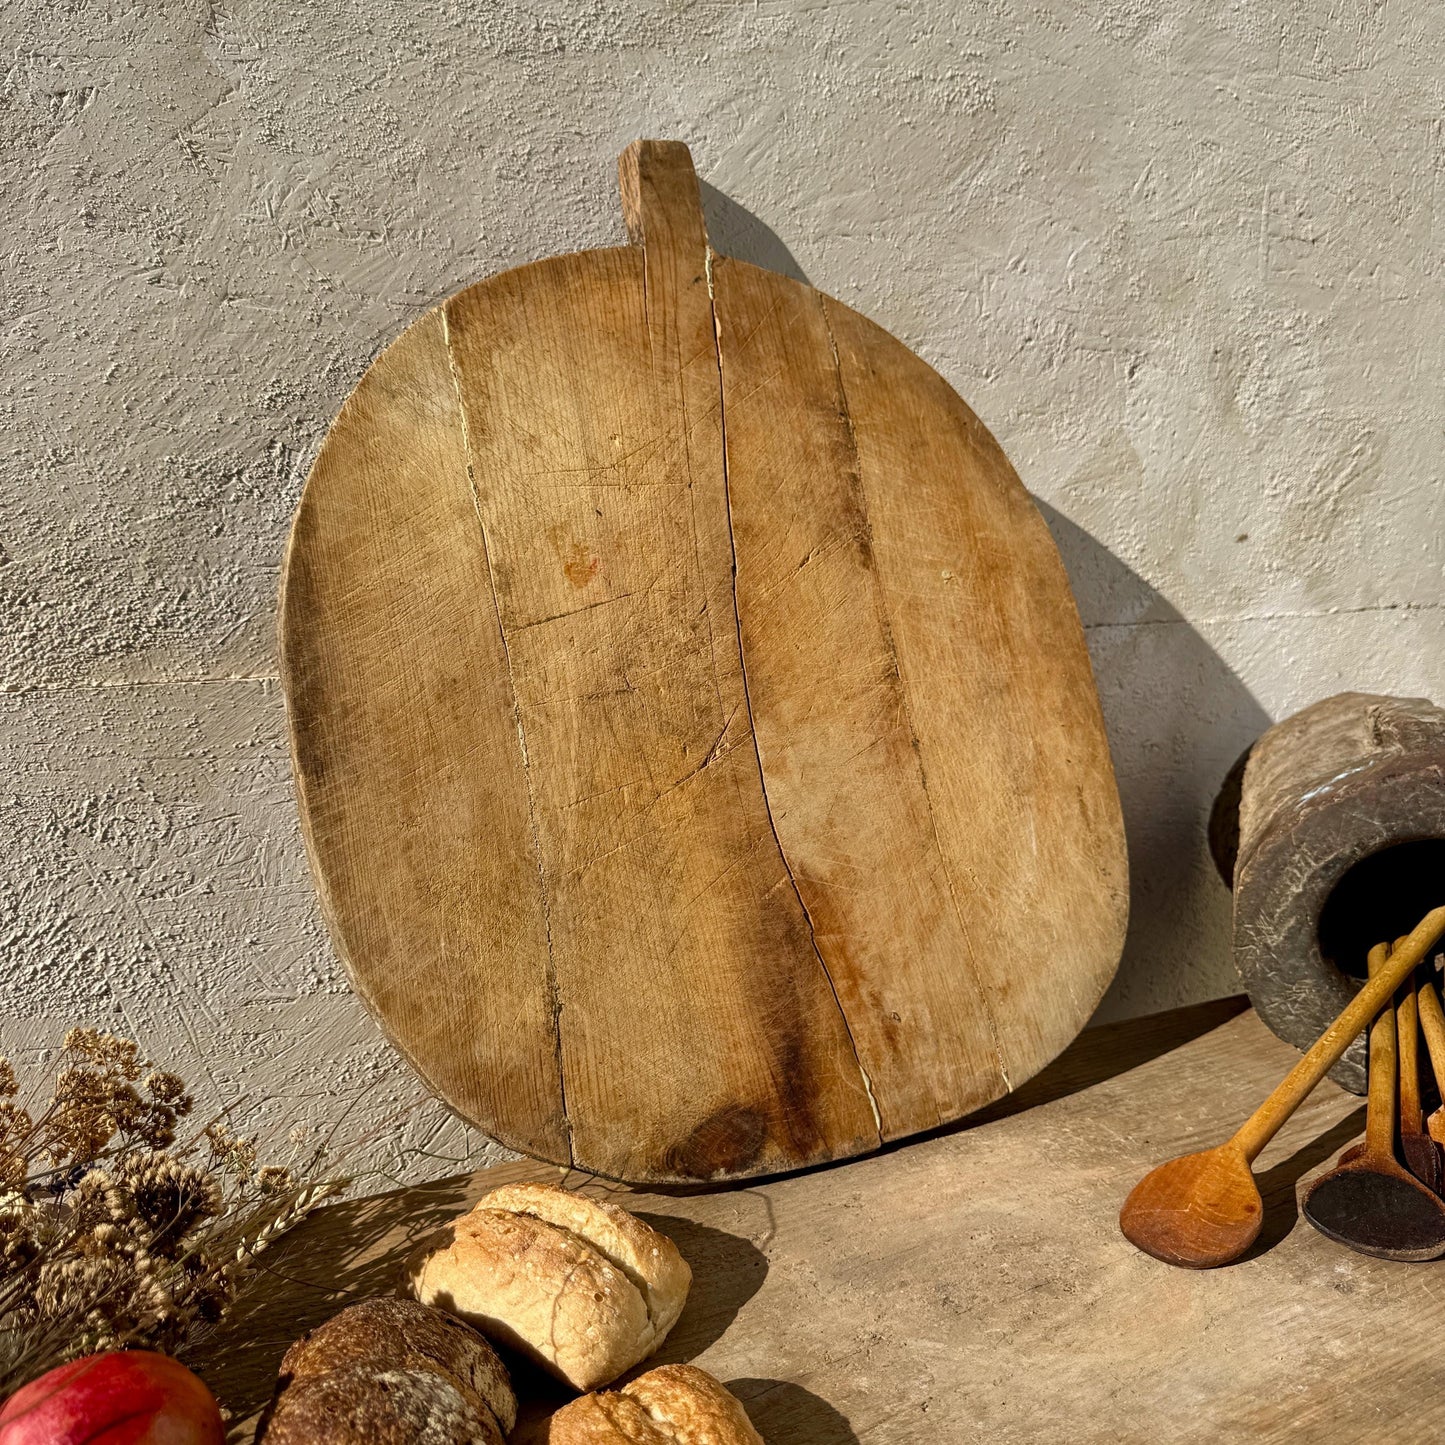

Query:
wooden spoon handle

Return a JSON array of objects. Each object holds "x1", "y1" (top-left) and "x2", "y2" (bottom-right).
[
  {"x1": 1418, "y1": 977, "x2": 1445, "y2": 1098},
  {"x1": 1363, "y1": 943, "x2": 1397, "y2": 1158},
  {"x1": 1233, "y1": 906, "x2": 1445, "y2": 1162},
  {"x1": 1399, "y1": 956, "x2": 1425, "y2": 1137}
]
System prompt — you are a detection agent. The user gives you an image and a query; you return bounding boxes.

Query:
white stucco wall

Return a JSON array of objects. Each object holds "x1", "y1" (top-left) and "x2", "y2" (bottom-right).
[{"x1": 3, "y1": 1, "x2": 1442, "y2": 1180}]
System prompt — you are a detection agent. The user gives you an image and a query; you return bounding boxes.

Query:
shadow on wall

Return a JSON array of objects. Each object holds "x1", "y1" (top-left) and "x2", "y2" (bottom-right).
[
  {"x1": 1035, "y1": 501, "x2": 1272, "y2": 1021},
  {"x1": 699, "y1": 182, "x2": 811, "y2": 284}
]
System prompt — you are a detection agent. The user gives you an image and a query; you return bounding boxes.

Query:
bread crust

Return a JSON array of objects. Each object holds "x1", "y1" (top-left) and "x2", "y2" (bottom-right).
[
  {"x1": 623, "y1": 1365, "x2": 763, "y2": 1445},
  {"x1": 544, "y1": 1392, "x2": 675, "y2": 1445},
  {"x1": 280, "y1": 1297, "x2": 517, "y2": 1435},
  {"x1": 413, "y1": 1206, "x2": 650, "y2": 1390},
  {"x1": 480, "y1": 1184, "x2": 692, "y2": 1337},
  {"x1": 544, "y1": 1365, "x2": 764, "y2": 1445},
  {"x1": 412, "y1": 1184, "x2": 692, "y2": 1391},
  {"x1": 260, "y1": 1364, "x2": 504, "y2": 1445}
]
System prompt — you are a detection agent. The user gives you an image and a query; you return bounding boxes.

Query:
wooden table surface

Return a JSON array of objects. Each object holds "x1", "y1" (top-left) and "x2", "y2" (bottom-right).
[{"x1": 204, "y1": 999, "x2": 1445, "y2": 1444}]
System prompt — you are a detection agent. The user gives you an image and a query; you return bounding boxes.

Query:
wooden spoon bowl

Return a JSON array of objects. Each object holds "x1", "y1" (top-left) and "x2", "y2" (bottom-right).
[
  {"x1": 1338, "y1": 1137, "x2": 1442, "y2": 1191},
  {"x1": 1303, "y1": 1157, "x2": 1445, "y2": 1261},
  {"x1": 1120, "y1": 1143, "x2": 1262, "y2": 1269}
]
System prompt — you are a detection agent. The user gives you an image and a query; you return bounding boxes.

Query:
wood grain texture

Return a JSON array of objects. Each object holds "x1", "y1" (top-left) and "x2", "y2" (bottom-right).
[
  {"x1": 218, "y1": 1006, "x2": 1445, "y2": 1445},
  {"x1": 279, "y1": 308, "x2": 565, "y2": 1160},
  {"x1": 713, "y1": 257, "x2": 1125, "y2": 1132},
  {"x1": 437, "y1": 144, "x2": 878, "y2": 1181},
  {"x1": 280, "y1": 140, "x2": 1126, "y2": 1182}
]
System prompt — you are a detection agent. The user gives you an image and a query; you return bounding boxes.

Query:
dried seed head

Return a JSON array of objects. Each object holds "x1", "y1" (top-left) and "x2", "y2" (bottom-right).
[
  {"x1": 0, "y1": 1027, "x2": 346, "y2": 1396},
  {"x1": 255, "y1": 1165, "x2": 295, "y2": 1195},
  {"x1": 203, "y1": 1122, "x2": 258, "y2": 1176}
]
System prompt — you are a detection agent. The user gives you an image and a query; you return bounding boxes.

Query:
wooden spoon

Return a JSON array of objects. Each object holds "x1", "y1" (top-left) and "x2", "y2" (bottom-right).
[
  {"x1": 1301, "y1": 942, "x2": 1445, "y2": 1260},
  {"x1": 1395, "y1": 965, "x2": 1442, "y2": 1192},
  {"x1": 1337, "y1": 938, "x2": 1441, "y2": 1191},
  {"x1": 1120, "y1": 906, "x2": 1445, "y2": 1268},
  {"x1": 1415, "y1": 977, "x2": 1445, "y2": 1151}
]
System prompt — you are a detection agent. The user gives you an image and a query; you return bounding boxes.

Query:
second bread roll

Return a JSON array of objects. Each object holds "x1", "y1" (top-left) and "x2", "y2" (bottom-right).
[
  {"x1": 545, "y1": 1364, "x2": 763, "y2": 1444},
  {"x1": 411, "y1": 1182, "x2": 692, "y2": 1391}
]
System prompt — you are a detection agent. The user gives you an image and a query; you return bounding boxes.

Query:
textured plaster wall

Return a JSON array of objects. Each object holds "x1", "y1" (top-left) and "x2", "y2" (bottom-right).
[{"x1": 2, "y1": 1, "x2": 1442, "y2": 1180}]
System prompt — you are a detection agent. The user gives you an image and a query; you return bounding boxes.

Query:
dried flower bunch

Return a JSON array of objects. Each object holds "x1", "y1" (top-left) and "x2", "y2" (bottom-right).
[{"x1": 0, "y1": 1028, "x2": 346, "y2": 1400}]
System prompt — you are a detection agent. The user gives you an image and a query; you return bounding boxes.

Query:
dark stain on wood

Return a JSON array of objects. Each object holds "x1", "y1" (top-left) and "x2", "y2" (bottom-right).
[{"x1": 666, "y1": 1104, "x2": 769, "y2": 1179}]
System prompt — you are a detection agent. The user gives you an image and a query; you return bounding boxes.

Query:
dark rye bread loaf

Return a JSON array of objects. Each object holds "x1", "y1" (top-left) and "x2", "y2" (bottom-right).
[
  {"x1": 260, "y1": 1365, "x2": 501, "y2": 1445},
  {"x1": 259, "y1": 1298, "x2": 515, "y2": 1444}
]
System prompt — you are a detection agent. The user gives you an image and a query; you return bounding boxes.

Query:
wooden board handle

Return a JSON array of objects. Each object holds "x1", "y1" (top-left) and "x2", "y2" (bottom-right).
[
  {"x1": 1233, "y1": 905, "x2": 1445, "y2": 1161},
  {"x1": 618, "y1": 140, "x2": 709, "y2": 259}
]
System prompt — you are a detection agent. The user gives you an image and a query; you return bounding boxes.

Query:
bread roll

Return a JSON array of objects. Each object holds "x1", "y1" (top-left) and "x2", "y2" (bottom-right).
[
  {"x1": 482, "y1": 1184, "x2": 693, "y2": 1340},
  {"x1": 260, "y1": 1364, "x2": 501, "y2": 1445},
  {"x1": 411, "y1": 1182, "x2": 692, "y2": 1391},
  {"x1": 545, "y1": 1365, "x2": 764, "y2": 1445},
  {"x1": 280, "y1": 1297, "x2": 516, "y2": 1436},
  {"x1": 259, "y1": 1298, "x2": 515, "y2": 1445}
]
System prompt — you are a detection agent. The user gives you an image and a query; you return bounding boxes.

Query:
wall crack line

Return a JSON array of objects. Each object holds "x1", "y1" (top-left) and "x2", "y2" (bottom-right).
[{"x1": 1082, "y1": 599, "x2": 1445, "y2": 632}]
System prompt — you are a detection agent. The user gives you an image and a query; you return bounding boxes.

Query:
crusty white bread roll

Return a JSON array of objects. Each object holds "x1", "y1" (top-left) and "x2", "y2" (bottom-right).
[
  {"x1": 410, "y1": 1182, "x2": 692, "y2": 1391},
  {"x1": 544, "y1": 1365, "x2": 764, "y2": 1445},
  {"x1": 482, "y1": 1184, "x2": 693, "y2": 1341},
  {"x1": 277, "y1": 1297, "x2": 516, "y2": 1438}
]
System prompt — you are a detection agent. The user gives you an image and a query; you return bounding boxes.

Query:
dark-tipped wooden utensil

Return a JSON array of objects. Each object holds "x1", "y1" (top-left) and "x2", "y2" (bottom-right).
[
  {"x1": 1338, "y1": 938, "x2": 1441, "y2": 1191},
  {"x1": 1301, "y1": 943, "x2": 1445, "y2": 1261},
  {"x1": 1396, "y1": 964, "x2": 1442, "y2": 1192},
  {"x1": 1120, "y1": 906, "x2": 1445, "y2": 1268},
  {"x1": 1415, "y1": 977, "x2": 1445, "y2": 1152}
]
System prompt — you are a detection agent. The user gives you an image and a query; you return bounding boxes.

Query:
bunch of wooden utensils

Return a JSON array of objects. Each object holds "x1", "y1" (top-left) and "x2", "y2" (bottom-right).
[{"x1": 1121, "y1": 905, "x2": 1445, "y2": 1268}]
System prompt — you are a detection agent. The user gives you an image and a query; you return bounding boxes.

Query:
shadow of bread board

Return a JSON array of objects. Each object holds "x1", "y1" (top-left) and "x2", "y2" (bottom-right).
[
  {"x1": 279, "y1": 139, "x2": 1127, "y2": 1184},
  {"x1": 216, "y1": 1008, "x2": 1435, "y2": 1444}
]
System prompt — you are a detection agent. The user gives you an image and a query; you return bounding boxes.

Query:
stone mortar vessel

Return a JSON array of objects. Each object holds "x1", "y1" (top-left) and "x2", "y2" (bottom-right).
[{"x1": 1230, "y1": 692, "x2": 1445, "y2": 1093}]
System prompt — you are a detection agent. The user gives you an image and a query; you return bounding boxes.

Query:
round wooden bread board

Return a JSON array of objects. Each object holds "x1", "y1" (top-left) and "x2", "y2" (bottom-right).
[{"x1": 279, "y1": 140, "x2": 1128, "y2": 1184}]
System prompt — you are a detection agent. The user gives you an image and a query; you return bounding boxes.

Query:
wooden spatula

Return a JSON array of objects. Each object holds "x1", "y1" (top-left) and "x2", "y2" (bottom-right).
[
  {"x1": 1337, "y1": 938, "x2": 1440, "y2": 1190},
  {"x1": 1395, "y1": 964, "x2": 1442, "y2": 1191}
]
